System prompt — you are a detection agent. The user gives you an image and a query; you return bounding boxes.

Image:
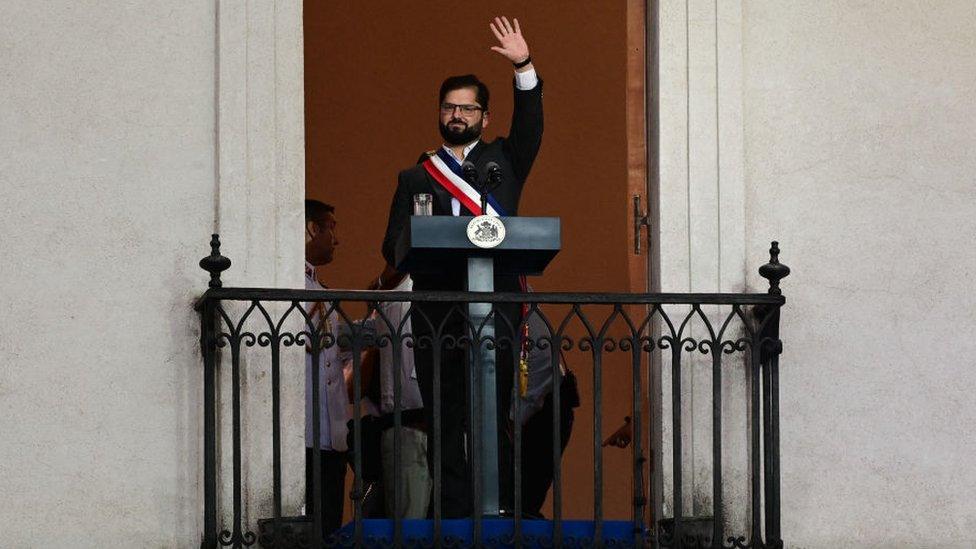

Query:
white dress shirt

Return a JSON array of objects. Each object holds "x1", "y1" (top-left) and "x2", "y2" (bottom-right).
[
  {"x1": 442, "y1": 68, "x2": 539, "y2": 216},
  {"x1": 376, "y1": 276, "x2": 425, "y2": 414},
  {"x1": 304, "y1": 261, "x2": 352, "y2": 451}
]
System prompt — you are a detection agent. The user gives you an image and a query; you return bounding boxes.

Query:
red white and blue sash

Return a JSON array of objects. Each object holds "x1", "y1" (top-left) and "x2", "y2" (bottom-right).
[{"x1": 422, "y1": 148, "x2": 507, "y2": 216}]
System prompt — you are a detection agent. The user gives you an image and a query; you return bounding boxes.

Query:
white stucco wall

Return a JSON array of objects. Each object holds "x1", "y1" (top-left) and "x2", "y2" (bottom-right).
[
  {"x1": 0, "y1": 2, "x2": 214, "y2": 546},
  {"x1": 658, "y1": 1, "x2": 975, "y2": 547},
  {"x1": 213, "y1": 0, "x2": 307, "y2": 533},
  {"x1": 0, "y1": 1, "x2": 305, "y2": 546},
  {"x1": 740, "y1": 2, "x2": 976, "y2": 547},
  {"x1": 660, "y1": 0, "x2": 975, "y2": 547},
  {"x1": 657, "y1": 0, "x2": 754, "y2": 535}
]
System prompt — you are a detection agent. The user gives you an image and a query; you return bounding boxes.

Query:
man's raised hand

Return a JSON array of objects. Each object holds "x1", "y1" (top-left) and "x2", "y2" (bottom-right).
[{"x1": 489, "y1": 16, "x2": 530, "y2": 65}]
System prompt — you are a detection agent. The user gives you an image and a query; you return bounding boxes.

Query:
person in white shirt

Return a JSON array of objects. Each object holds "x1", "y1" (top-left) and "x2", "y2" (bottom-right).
[
  {"x1": 372, "y1": 274, "x2": 431, "y2": 519},
  {"x1": 304, "y1": 199, "x2": 350, "y2": 534}
]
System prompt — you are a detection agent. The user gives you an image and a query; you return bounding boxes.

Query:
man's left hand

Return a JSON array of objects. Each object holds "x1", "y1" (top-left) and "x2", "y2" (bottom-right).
[
  {"x1": 489, "y1": 16, "x2": 530, "y2": 65},
  {"x1": 602, "y1": 416, "x2": 633, "y2": 449}
]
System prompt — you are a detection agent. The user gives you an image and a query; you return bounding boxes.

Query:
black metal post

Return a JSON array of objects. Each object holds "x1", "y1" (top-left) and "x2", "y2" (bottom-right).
[
  {"x1": 592, "y1": 323, "x2": 604, "y2": 547},
  {"x1": 749, "y1": 334, "x2": 762, "y2": 547},
  {"x1": 551, "y1": 307, "x2": 574, "y2": 549},
  {"x1": 347, "y1": 303, "x2": 365, "y2": 546},
  {"x1": 230, "y1": 318, "x2": 244, "y2": 548},
  {"x1": 309, "y1": 325, "x2": 324, "y2": 544},
  {"x1": 200, "y1": 299, "x2": 218, "y2": 549},
  {"x1": 431, "y1": 326, "x2": 443, "y2": 548},
  {"x1": 392, "y1": 318, "x2": 404, "y2": 547},
  {"x1": 761, "y1": 338, "x2": 775, "y2": 545},
  {"x1": 198, "y1": 235, "x2": 229, "y2": 549},
  {"x1": 710, "y1": 325, "x2": 724, "y2": 548},
  {"x1": 470, "y1": 329, "x2": 483, "y2": 548},
  {"x1": 759, "y1": 241, "x2": 789, "y2": 546},
  {"x1": 512, "y1": 352, "x2": 523, "y2": 549},
  {"x1": 768, "y1": 347, "x2": 782, "y2": 546},
  {"x1": 630, "y1": 311, "x2": 647, "y2": 549},
  {"x1": 268, "y1": 313, "x2": 283, "y2": 547},
  {"x1": 670, "y1": 342, "x2": 684, "y2": 549}
]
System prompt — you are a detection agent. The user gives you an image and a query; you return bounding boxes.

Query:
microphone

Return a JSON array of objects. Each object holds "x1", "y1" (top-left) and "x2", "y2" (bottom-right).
[
  {"x1": 461, "y1": 161, "x2": 479, "y2": 185},
  {"x1": 461, "y1": 161, "x2": 488, "y2": 215},
  {"x1": 484, "y1": 162, "x2": 503, "y2": 192}
]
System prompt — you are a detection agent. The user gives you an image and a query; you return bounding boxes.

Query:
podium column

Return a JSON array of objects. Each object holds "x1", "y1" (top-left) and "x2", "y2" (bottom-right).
[
  {"x1": 466, "y1": 256, "x2": 499, "y2": 517},
  {"x1": 394, "y1": 215, "x2": 560, "y2": 518}
]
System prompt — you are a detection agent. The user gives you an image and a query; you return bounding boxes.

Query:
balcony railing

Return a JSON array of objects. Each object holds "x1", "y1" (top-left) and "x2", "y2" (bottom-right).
[{"x1": 195, "y1": 236, "x2": 789, "y2": 548}]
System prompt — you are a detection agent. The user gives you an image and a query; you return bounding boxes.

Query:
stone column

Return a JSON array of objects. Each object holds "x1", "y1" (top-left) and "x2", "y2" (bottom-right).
[
  {"x1": 656, "y1": 0, "x2": 752, "y2": 536},
  {"x1": 212, "y1": 0, "x2": 307, "y2": 535}
]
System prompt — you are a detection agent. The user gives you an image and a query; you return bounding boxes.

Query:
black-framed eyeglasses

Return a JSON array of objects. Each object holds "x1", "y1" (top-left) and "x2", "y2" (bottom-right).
[{"x1": 440, "y1": 103, "x2": 484, "y2": 115}]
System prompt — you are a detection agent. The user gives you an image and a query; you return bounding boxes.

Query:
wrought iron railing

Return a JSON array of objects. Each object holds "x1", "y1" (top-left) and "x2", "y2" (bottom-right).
[{"x1": 195, "y1": 236, "x2": 789, "y2": 548}]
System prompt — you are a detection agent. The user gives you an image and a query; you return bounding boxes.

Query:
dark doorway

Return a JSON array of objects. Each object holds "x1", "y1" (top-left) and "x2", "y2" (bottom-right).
[{"x1": 304, "y1": 0, "x2": 654, "y2": 522}]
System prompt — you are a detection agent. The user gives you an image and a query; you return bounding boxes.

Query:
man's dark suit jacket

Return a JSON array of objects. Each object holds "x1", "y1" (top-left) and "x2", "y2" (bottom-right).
[
  {"x1": 379, "y1": 78, "x2": 543, "y2": 515},
  {"x1": 381, "y1": 78, "x2": 544, "y2": 294}
]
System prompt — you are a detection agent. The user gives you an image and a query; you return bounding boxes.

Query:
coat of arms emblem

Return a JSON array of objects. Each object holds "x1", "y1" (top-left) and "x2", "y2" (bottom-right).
[{"x1": 466, "y1": 215, "x2": 506, "y2": 248}]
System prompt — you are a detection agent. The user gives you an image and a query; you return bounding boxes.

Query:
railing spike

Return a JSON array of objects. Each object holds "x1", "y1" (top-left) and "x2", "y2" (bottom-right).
[
  {"x1": 200, "y1": 233, "x2": 232, "y2": 289},
  {"x1": 759, "y1": 241, "x2": 790, "y2": 295}
]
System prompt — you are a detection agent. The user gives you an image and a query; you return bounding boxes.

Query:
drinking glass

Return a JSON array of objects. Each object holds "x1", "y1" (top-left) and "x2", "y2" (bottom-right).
[{"x1": 413, "y1": 193, "x2": 433, "y2": 216}]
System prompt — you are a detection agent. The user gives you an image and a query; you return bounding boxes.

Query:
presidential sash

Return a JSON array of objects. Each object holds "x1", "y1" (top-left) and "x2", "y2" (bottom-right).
[{"x1": 422, "y1": 148, "x2": 507, "y2": 216}]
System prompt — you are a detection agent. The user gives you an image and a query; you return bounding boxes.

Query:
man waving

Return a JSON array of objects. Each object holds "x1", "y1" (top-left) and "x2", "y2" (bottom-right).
[{"x1": 381, "y1": 16, "x2": 543, "y2": 518}]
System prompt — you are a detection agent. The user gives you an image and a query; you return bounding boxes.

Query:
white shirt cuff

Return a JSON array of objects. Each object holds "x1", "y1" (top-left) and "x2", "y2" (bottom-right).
[{"x1": 514, "y1": 68, "x2": 538, "y2": 90}]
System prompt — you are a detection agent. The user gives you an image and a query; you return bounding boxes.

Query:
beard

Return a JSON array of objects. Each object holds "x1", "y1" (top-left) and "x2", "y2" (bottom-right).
[{"x1": 439, "y1": 118, "x2": 483, "y2": 145}]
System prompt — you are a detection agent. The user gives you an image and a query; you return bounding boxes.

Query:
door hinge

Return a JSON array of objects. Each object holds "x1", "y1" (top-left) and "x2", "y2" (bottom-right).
[{"x1": 633, "y1": 195, "x2": 651, "y2": 255}]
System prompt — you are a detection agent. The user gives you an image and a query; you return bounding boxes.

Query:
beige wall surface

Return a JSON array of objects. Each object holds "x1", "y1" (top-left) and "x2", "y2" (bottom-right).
[
  {"x1": 658, "y1": 0, "x2": 975, "y2": 546},
  {"x1": 0, "y1": 2, "x2": 216, "y2": 546},
  {"x1": 657, "y1": 0, "x2": 754, "y2": 534},
  {"x1": 2, "y1": 0, "x2": 973, "y2": 546},
  {"x1": 0, "y1": 1, "x2": 306, "y2": 546},
  {"x1": 740, "y1": 2, "x2": 976, "y2": 547}
]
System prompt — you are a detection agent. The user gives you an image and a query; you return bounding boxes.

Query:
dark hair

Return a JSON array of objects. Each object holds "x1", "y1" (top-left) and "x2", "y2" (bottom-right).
[
  {"x1": 305, "y1": 199, "x2": 335, "y2": 223},
  {"x1": 439, "y1": 74, "x2": 490, "y2": 112}
]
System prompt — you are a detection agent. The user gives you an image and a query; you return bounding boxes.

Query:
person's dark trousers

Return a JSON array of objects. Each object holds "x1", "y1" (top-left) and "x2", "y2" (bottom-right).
[
  {"x1": 413, "y1": 301, "x2": 519, "y2": 518},
  {"x1": 413, "y1": 309, "x2": 472, "y2": 518},
  {"x1": 345, "y1": 416, "x2": 386, "y2": 518},
  {"x1": 519, "y1": 372, "x2": 577, "y2": 518},
  {"x1": 305, "y1": 447, "x2": 348, "y2": 535}
]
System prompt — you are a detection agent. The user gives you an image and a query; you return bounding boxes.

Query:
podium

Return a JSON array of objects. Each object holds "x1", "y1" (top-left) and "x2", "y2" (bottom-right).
[{"x1": 395, "y1": 215, "x2": 560, "y2": 516}]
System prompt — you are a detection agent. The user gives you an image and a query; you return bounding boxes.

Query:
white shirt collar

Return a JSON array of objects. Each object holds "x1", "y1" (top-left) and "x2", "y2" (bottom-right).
[
  {"x1": 304, "y1": 261, "x2": 315, "y2": 281},
  {"x1": 441, "y1": 139, "x2": 480, "y2": 162}
]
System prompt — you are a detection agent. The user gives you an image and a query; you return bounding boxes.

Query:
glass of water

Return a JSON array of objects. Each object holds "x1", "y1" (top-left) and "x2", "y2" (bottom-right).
[{"x1": 413, "y1": 193, "x2": 433, "y2": 216}]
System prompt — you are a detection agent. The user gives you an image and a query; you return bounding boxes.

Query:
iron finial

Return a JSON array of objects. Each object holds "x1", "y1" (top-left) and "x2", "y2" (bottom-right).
[
  {"x1": 199, "y1": 233, "x2": 231, "y2": 288},
  {"x1": 759, "y1": 241, "x2": 790, "y2": 295}
]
